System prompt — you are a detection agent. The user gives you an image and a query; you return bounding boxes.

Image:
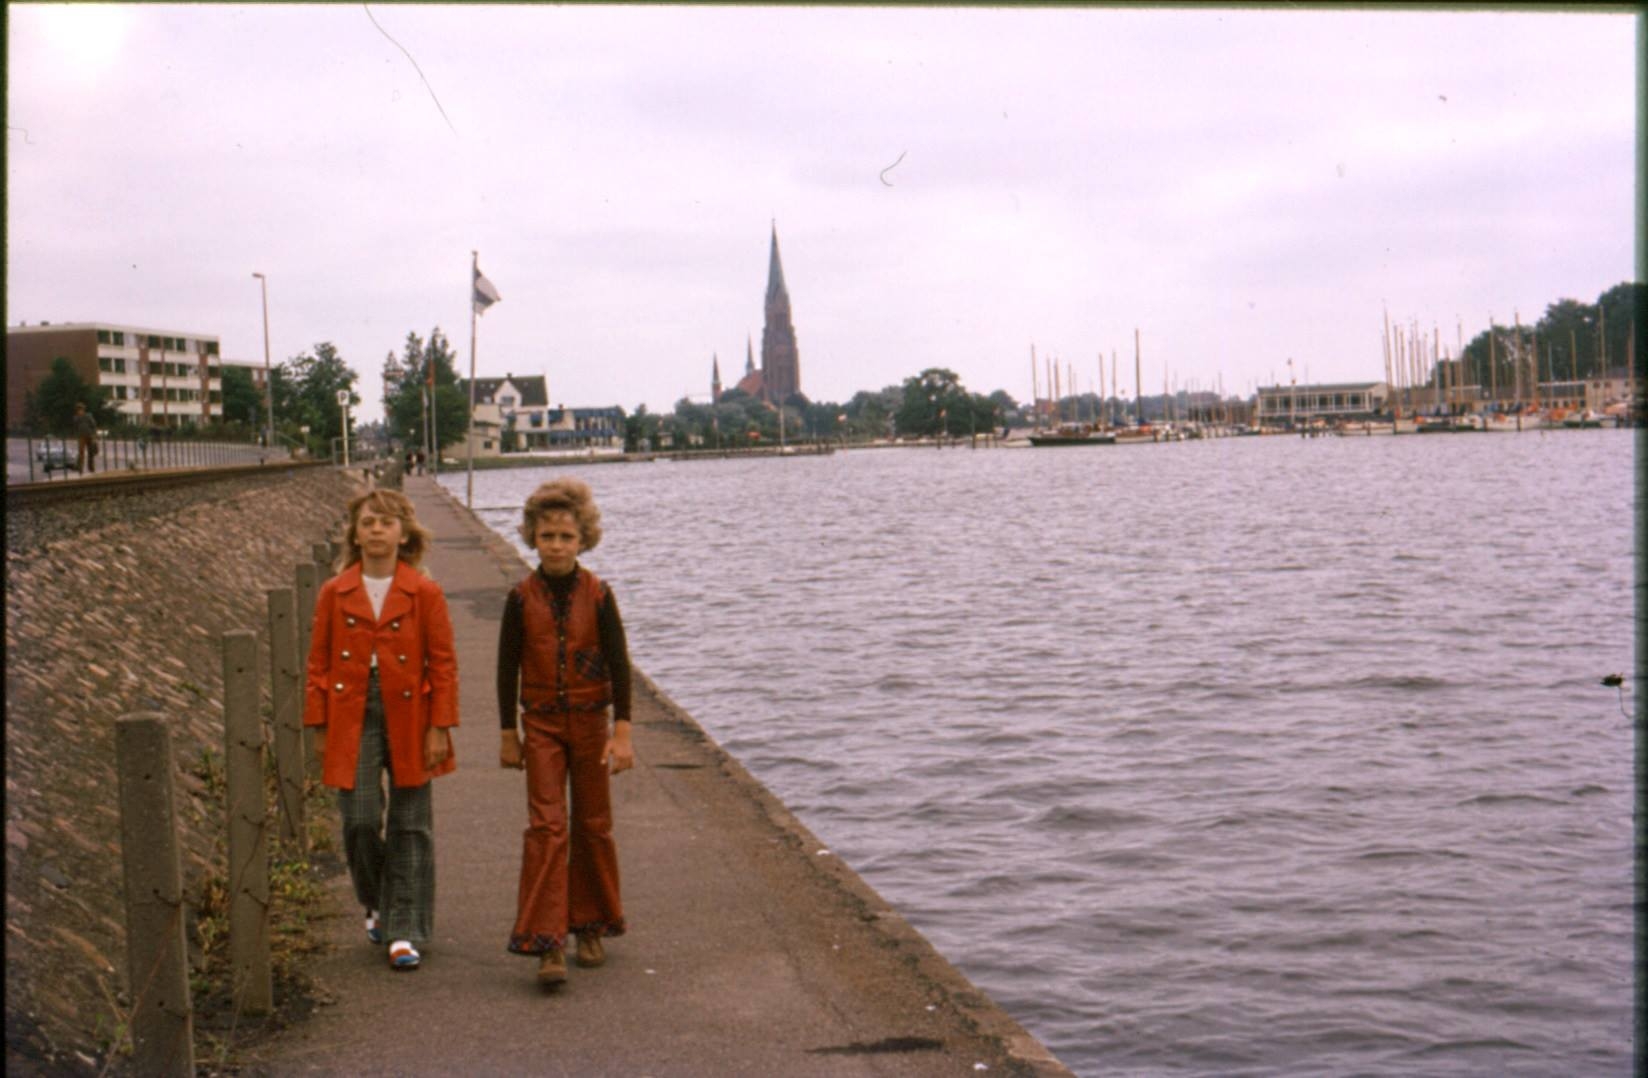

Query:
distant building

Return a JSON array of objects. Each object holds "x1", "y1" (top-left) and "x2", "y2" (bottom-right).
[
  {"x1": 5, "y1": 320, "x2": 266, "y2": 430},
  {"x1": 758, "y1": 223, "x2": 801, "y2": 402},
  {"x1": 1254, "y1": 381, "x2": 1390, "y2": 426},
  {"x1": 733, "y1": 335, "x2": 763, "y2": 399},
  {"x1": 458, "y1": 372, "x2": 624, "y2": 455},
  {"x1": 724, "y1": 225, "x2": 803, "y2": 405}
]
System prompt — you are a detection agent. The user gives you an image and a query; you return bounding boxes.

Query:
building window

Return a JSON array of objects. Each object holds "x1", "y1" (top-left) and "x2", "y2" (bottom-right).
[
  {"x1": 100, "y1": 356, "x2": 113, "y2": 372},
  {"x1": 206, "y1": 341, "x2": 219, "y2": 356},
  {"x1": 113, "y1": 331, "x2": 125, "y2": 346},
  {"x1": 147, "y1": 335, "x2": 160, "y2": 348},
  {"x1": 98, "y1": 329, "x2": 111, "y2": 344}
]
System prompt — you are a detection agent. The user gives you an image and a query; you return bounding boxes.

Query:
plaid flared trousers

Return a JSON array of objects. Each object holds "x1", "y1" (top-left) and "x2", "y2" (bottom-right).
[{"x1": 338, "y1": 671, "x2": 435, "y2": 945}]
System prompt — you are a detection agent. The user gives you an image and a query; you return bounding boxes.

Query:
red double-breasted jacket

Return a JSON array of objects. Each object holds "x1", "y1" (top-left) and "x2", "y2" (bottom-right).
[{"x1": 303, "y1": 560, "x2": 459, "y2": 789}]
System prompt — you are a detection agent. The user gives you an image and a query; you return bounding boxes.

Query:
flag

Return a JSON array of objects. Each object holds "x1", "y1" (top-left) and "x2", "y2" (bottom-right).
[{"x1": 473, "y1": 264, "x2": 501, "y2": 315}]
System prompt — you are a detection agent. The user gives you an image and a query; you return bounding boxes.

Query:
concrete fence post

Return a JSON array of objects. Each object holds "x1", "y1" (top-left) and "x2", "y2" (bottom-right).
[
  {"x1": 222, "y1": 630, "x2": 272, "y2": 1016},
  {"x1": 295, "y1": 562, "x2": 320, "y2": 780},
  {"x1": 312, "y1": 543, "x2": 331, "y2": 574},
  {"x1": 115, "y1": 713, "x2": 195, "y2": 1078},
  {"x1": 266, "y1": 588, "x2": 305, "y2": 848}
]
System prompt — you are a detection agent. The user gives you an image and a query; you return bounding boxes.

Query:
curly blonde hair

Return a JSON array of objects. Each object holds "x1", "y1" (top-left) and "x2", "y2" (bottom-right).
[
  {"x1": 518, "y1": 477, "x2": 602, "y2": 551},
  {"x1": 338, "y1": 489, "x2": 433, "y2": 570}
]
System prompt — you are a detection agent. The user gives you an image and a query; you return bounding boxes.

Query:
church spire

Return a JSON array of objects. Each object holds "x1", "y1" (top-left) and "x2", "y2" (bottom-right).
[
  {"x1": 760, "y1": 222, "x2": 801, "y2": 402},
  {"x1": 766, "y1": 219, "x2": 789, "y2": 304},
  {"x1": 711, "y1": 352, "x2": 723, "y2": 403}
]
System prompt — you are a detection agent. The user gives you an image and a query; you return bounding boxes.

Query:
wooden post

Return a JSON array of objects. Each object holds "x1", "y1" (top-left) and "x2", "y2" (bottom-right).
[
  {"x1": 115, "y1": 713, "x2": 195, "y2": 1078},
  {"x1": 222, "y1": 630, "x2": 272, "y2": 1016},
  {"x1": 267, "y1": 588, "x2": 304, "y2": 848},
  {"x1": 295, "y1": 562, "x2": 320, "y2": 779}
]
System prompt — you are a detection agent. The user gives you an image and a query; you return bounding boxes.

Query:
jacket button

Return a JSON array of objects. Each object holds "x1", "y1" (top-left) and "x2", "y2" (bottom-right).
[
  {"x1": 346, "y1": 617, "x2": 357, "y2": 626},
  {"x1": 341, "y1": 649, "x2": 351, "y2": 660},
  {"x1": 398, "y1": 654, "x2": 407, "y2": 663},
  {"x1": 334, "y1": 682, "x2": 345, "y2": 692},
  {"x1": 391, "y1": 621, "x2": 401, "y2": 630},
  {"x1": 401, "y1": 689, "x2": 413, "y2": 699}
]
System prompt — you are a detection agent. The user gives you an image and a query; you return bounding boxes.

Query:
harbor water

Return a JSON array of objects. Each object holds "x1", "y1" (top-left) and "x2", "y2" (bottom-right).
[{"x1": 443, "y1": 430, "x2": 1636, "y2": 1077}]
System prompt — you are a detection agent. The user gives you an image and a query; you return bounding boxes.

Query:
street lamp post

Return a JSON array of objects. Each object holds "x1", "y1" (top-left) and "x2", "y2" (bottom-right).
[
  {"x1": 252, "y1": 272, "x2": 273, "y2": 450},
  {"x1": 337, "y1": 389, "x2": 352, "y2": 469}
]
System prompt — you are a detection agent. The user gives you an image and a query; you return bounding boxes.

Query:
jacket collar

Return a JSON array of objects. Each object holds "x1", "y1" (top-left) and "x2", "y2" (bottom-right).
[{"x1": 335, "y1": 560, "x2": 420, "y2": 625}]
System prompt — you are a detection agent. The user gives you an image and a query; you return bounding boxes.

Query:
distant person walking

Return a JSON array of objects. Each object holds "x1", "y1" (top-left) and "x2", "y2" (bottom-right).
[
  {"x1": 498, "y1": 478, "x2": 635, "y2": 987},
  {"x1": 72, "y1": 403, "x2": 98, "y2": 474},
  {"x1": 304, "y1": 490, "x2": 460, "y2": 971}
]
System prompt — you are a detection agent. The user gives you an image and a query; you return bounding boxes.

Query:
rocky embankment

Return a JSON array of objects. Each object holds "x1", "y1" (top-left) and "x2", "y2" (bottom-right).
[{"x1": 4, "y1": 467, "x2": 363, "y2": 1074}]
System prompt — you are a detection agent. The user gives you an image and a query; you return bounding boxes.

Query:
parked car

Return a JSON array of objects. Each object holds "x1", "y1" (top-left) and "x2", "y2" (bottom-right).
[{"x1": 35, "y1": 444, "x2": 78, "y2": 474}]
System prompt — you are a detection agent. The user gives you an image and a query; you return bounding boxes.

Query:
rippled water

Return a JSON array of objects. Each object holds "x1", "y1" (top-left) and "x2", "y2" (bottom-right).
[{"x1": 444, "y1": 430, "x2": 1636, "y2": 1077}]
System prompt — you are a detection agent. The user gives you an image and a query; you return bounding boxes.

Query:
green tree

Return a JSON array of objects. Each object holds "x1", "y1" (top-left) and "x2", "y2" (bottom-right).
[
  {"x1": 895, "y1": 368, "x2": 968, "y2": 437},
  {"x1": 384, "y1": 328, "x2": 468, "y2": 453},
  {"x1": 278, "y1": 342, "x2": 359, "y2": 455},
  {"x1": 28, "y1": 357, "x2": 117, "y2": 434},
  {"x1": 219, "y1": 365, "x2": 264, "y2": 427},
  {"x1": 844, "y1": 385, "x2": 903, "y2": 440},
  {"x1": 625, "y1": 404, "x2": 666, "y2": 452}
]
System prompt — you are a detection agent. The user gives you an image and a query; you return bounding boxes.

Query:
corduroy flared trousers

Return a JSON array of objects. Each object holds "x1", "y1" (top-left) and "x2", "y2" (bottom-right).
[{"x1": 507, "y1": 708, "x2": 624, "y2": 955}]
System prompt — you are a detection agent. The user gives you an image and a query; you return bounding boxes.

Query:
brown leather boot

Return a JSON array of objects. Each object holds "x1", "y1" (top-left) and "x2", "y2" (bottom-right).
[
  {"x1": 575, "y1": 933, "x2": 605, "y2": 968},
  {"x1": 537, "y1": 949, "x2": 567, "y2": 986}
]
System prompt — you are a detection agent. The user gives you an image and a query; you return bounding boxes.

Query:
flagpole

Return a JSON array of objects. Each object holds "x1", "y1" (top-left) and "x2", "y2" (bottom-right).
[{"x1": 467, "y1": 250, "x2": 480, "y2": 509}]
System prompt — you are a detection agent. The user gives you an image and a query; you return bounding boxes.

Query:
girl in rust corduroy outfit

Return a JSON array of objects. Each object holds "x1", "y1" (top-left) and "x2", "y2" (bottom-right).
[{"x1": 498, "y1": 478, "x2": 634, "y2": 987}]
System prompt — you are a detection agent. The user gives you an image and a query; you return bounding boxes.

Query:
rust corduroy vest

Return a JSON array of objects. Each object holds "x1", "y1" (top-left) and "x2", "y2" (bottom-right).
[{"x1": 516, "y1": 567, "x2": 612, "y2": 714}]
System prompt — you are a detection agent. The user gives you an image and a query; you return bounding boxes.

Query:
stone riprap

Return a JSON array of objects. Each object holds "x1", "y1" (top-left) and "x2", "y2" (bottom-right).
[{"x1": 4, "y1": 467, "x2": 362, "y2": 1074}]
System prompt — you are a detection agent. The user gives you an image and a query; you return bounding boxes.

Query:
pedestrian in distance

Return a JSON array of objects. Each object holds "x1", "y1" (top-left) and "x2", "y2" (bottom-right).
[
  {"x1": 498, "y1": 478, "x2": 635, "y2": 988},
  {"x1": 304, "y1": 489, "x2": 459, "y2": 971},
  {"x1": 72, "y1": 402, "x2": 98, "y2": 474}
]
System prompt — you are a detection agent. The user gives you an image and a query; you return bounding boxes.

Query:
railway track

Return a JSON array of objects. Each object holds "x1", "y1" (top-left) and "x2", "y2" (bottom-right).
[{"x1": 5, "y1": 460, "x2": 330, "y2": 508}]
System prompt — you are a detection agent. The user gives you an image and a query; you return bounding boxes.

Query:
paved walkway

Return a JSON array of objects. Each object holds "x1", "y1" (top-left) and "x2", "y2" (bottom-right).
[{"x1": 251, "y1": 474, "x2": 1070, "y2": 1077}]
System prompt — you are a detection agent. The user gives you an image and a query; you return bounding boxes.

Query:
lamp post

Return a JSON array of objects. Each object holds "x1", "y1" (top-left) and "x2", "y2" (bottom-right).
[
  {"x1": 252, "y1": 272, "x2": 273, "y2": 449},
  {"x1": 337, "y1": 389, "x2": 351, "y2": 468}
]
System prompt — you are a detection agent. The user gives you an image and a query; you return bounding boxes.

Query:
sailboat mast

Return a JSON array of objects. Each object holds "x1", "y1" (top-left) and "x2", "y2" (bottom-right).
[
  {"x1": 1030, "y1": 343, "x2": 1040, "y2": 432},
  {"x1": 1488, "y1": 317, "x2": 1498, "y2": 404},
  {"x1": 1134, "y1": 328, "x2": 1143, "y2": 426}
]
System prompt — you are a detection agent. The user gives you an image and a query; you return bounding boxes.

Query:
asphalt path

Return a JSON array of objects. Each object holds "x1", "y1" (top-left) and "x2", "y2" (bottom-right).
[{"x1": 248, "y1": 474, "x2": 1071, "y2": 1077}]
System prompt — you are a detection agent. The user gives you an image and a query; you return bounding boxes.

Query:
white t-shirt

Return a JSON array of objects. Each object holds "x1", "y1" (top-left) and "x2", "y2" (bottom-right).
[{"x1": 363, "y1": 573, "x2": 393, "y2": 668}]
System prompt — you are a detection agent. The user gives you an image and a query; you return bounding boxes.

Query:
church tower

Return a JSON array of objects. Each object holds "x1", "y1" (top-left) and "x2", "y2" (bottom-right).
[
  {"x1": 760, "y1": 222, "x2": 801, "y2": 402},
  {"x1": 711, "y1": 353, "x2": 723, "y2": 403}
]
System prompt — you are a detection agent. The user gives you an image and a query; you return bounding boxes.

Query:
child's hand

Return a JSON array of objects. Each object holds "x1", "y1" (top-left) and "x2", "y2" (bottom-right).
[
  {"x1": 424, "y1": 726, "x2": 452, "y2": 770},
  {"x1": 602, "y1": 724, "x2": 635, "y2": 775},
  {"x1": 500, "y1": 730, "x2": 525, "y2": 770}
]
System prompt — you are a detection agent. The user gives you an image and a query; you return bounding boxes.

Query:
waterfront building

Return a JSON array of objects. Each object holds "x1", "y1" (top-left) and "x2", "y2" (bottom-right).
[
  {"x1": 458, "y1": 372, "x2": 624, "y2": 455},
  {"x1": 5, "y1": 320, "x2": 266, "y2": 430},
  {"x1": 1254, "y1": 381, "x2": 1390, "y2": 426}
]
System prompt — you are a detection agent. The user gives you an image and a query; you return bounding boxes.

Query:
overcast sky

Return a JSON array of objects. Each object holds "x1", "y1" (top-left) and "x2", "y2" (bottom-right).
[{"x1": 7, "y1": 4, "x2": 1639, "y2": 423}]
